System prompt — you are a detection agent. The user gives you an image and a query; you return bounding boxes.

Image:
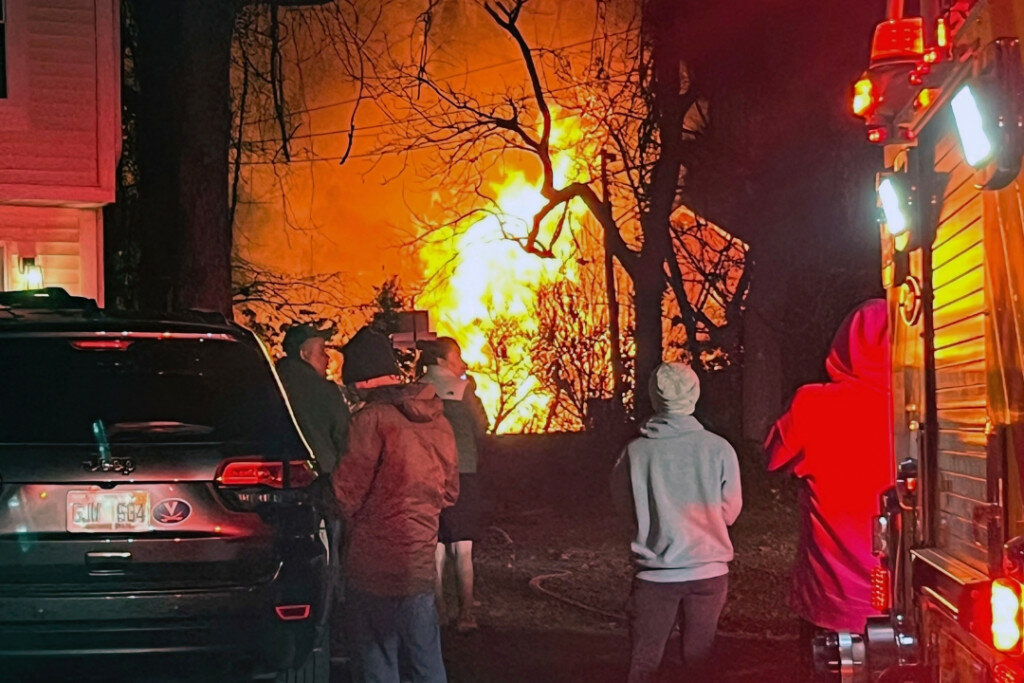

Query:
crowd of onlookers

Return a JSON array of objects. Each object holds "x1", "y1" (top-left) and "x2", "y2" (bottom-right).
[{"x1": 277, "y1": 298, "x2": 892, "y2": 683}]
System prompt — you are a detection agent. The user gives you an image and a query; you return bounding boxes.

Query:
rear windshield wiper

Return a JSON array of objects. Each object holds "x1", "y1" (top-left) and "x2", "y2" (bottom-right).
[{"x1": 107, "y1": 421, "x2": 215, "y2": 440}]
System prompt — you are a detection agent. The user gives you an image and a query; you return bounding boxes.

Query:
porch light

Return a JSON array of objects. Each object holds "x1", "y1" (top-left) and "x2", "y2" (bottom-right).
[
  {"x1": 950, "y1": 85, "x2": 994, "y2": 167},
  {"x1": 19, "y1": 257, "x2": 44, "y2": 289}
]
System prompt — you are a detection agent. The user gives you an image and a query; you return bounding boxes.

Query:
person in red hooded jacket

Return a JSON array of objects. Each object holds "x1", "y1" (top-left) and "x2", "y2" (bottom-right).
[{"x1": 764, "y1": 298, "x2": 893, "y2": 676}]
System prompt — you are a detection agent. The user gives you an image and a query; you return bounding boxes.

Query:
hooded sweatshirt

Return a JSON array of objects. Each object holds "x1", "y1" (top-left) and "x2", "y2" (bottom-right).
[
  {"x1": 331, "y1": 382, "x2": 459, "y2": 596},
  {"x1": 420, "y1": 365, "x2": 489, "y2": 473},
  {"x1": 765, "y1": 298, "x2": 892, "y2": 632},
  {"x1": 612, "y1": 363, "x2": 742, "y2": 583}
]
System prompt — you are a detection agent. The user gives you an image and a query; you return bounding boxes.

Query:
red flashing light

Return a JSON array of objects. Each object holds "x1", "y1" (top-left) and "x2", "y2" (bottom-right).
[
  {"x1": 70, "y1": 339, "x2": 134, "y2": 351},
  {"x1": 870, "y1": 566, "x2": 891, "y2": 612},
  {"x1": 868, "y1": 127, "x2": 889, "y2": 144},
  {"x1": 923, "y1": 48, "x2": 939, "y2": 64},
  {"x1": 216, "y1": 460, "x2": 317, "y2": 489},
  {"x1": 936, "y1": 18, "x2": 949, "y2": 48},
  {"x1": 992, "y1": 578, "x2": 1024, "y2": 654},
  {"x1": 275, "y1": 604, "x2": 311, "y2": 621},
  {"x1": 909, "y1": 72, "x2": 924, "y2": 86},
  {"x1": 870, "y1": 18, "x2": 925, "y2": 63},
  {"x1": 852, "y1": 77, "x2": 877, "y2": 117},
  {"x1": 994, "y1": 662, "x2": 1024, "y2": 683},
  {"x1": 915, "y1": 89, "x2": 936, "y2": 110}
]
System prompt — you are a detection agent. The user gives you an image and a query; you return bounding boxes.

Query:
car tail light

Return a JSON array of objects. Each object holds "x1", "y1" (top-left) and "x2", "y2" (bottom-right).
[
  {"x1": 275, "y1": 604, "x2": 311, "y2": 621},
  {"x1": 216, "y1": 459, "x2": 316, "y2": 489},
  {"x1": 70, "y1": 339, "x2": 134, "y2": 351},
  {"x1": 870, "y1": 566, "x2": 891, "y2": 612},
  {"x1": 992, "y1": 578, "x2": 1024, "y2": 654}
]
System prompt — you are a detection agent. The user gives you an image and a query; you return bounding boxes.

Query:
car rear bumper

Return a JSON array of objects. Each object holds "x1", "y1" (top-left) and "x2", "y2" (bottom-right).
[{"x1": 0, "y1": 552, "x2": 329, "y2": 673}]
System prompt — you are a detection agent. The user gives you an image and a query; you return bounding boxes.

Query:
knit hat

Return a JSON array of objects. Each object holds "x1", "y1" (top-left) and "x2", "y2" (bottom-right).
[
  {"x1": 648, "y1": 362, "x2": 700, "y2": 415},
  {"x1": 341, "y1": 326, "x2": 402, "y2": 384},
  {"x1": 282, "y1": 323, "x2": 329, "y2": 358}
]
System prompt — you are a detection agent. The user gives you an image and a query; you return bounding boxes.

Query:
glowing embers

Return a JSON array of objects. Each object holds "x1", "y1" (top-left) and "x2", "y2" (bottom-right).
[
  {"x1": 951, "y1": 85, "x2": 994, "y2": 167},
  {"x1": 992, "y1": 578, "x2": 1024, "y2": 654}
]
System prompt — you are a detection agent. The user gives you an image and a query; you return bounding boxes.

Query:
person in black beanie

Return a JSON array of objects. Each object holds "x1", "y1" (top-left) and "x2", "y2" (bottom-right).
[{"x1": 333, "y1": 326, "x2": 458, "y2": 683}]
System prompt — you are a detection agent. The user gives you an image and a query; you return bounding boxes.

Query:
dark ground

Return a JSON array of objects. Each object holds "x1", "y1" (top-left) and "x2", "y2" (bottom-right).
[{"x1": 334, "y1": 432, "x2": 803, "y2": 683}]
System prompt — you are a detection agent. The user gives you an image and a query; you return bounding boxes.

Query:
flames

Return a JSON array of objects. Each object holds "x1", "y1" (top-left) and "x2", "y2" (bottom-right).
[{"x1": 416, "y1": 113, "x2": 596, "y2": 433}]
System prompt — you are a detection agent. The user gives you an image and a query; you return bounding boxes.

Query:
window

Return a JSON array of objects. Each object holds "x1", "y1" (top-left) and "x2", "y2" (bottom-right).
[
  {"x1": 0, "y1": 336, "x2": 307, "y2": 450},
  {"x1": 0, "y1": 0, "x2": 6, "y2": 98}
]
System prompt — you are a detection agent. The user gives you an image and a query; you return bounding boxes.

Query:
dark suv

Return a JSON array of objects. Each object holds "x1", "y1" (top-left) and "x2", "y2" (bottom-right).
[{"x1": 0, "y1": 289, "x2": 331, "y2": 681}]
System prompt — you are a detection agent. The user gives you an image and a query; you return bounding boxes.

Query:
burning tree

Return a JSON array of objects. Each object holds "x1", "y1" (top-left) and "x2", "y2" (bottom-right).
[
  {"x1": 531, "y1": 275, "x2": 615, "y2": 431},
  {"x1": 374, "y1": 0, "x2": 748, "y2": 420}
]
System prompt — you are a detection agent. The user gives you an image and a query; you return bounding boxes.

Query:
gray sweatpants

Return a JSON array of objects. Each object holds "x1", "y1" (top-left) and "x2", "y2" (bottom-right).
[{"x1": 626, "y1": 573, "x2": 729, "y2": 683}]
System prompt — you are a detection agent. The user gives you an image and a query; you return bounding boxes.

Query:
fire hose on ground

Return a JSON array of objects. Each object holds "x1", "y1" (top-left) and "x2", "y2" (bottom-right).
[{"x1": 487, "y1": 525, "x2": 797, "y2": 643}]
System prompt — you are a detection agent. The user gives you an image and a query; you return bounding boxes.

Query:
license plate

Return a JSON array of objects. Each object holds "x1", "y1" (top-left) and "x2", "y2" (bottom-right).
[{"x1": 66, "y1": 491, "x2": 151, "y2": 532}]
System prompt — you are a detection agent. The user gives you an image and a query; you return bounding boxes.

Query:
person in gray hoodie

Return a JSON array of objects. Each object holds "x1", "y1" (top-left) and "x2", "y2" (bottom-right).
[{"x1": 611, "y1": 362, "x2": 742, "y2": 683}]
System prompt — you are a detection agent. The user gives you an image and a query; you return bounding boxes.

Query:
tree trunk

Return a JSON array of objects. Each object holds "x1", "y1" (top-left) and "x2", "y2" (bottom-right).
[
  {"x1": 132, "y1": 0, "x2": 235, "y2": 314},
  {"x1": 632, "y1": 257, "x2": 666, "y2": 420}
]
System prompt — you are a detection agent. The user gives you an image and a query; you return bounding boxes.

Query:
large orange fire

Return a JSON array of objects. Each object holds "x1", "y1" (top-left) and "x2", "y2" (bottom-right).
[{"x1": 416, "y1": 113, "x2": 596, "y2": 433}]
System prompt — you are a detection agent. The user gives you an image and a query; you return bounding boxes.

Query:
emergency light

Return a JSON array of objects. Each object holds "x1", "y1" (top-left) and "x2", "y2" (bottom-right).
[
  {"x1": 950, "y1": 39, "x2": 1024, "y2": 190},
  {"x1": 853, "y1": 77, "x2": 877, "y2": 118},
  {"x1": 960, "y1": 577, "x2": 1024, "y2": 657},
  {"x1": 992, "y1": 578, "x2": 1024, "y2": 653},
  {"x1": 877, "y1": 176, "x2": 911, "y2": 237},
  {"x1": 951, "y1": 85, "x2": 994, "y2": 166}
]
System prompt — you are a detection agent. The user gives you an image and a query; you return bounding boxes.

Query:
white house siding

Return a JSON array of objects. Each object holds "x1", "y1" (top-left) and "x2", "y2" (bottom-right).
[
  {"x1": 0, "y1": 205, "x2": 101, "y2": 298},
  {"x1": 0, "y1": 0, "x2": 118, "y2": 303}
]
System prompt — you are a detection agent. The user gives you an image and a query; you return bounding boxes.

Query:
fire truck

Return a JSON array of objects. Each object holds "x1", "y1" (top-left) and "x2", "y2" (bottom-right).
[{"x1": 817, "y1": 0, "x2": 1024, "y2": 680}]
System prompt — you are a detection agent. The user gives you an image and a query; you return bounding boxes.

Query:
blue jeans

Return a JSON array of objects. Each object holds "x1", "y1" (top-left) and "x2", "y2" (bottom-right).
[{"x1": 344, "y1": 586, "x2": 447, "y2": 683}]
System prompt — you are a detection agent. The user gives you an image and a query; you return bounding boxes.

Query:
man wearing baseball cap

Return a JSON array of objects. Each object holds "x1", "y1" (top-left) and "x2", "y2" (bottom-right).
[{"x1": 277, "y1": 323, "x2": 350, "y2": 475}]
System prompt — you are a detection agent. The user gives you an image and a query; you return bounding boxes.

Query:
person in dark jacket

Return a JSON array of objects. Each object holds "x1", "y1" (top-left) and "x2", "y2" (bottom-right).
[
  {"x1": 417, "y1": 337, "x2": 489, "y2": 633},
  {"x1": 276, "y1": 323, "x2": 350, "y2": 475},
  {"x1": 332, "y1": 326, "x2": 459, "y2": 683},
  {"x1": 276, "y1": 323, "x2": 350, "y2": 579}
]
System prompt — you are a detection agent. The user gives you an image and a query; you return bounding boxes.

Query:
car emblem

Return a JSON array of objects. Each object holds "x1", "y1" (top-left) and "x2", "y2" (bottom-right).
[{"x1": 152, "y1": 499, "x2": 191, "y2": 525}]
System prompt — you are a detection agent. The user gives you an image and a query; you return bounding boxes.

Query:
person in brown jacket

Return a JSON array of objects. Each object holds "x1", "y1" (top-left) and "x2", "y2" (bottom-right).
[{"x1": 332, "y1": 326, "x2": 459, "y2": 683}]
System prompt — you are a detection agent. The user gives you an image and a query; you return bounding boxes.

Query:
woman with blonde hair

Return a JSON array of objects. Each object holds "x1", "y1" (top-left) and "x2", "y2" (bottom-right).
[{"x1": 417, "y1": 336, "x2": 489, "y2": 632}]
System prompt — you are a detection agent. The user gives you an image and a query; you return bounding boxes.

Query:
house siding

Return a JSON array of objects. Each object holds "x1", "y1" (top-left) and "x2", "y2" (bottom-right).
[
  {"x1": 0, "y1": 0, "x2": 118, "y2": 204},
  {"x1": 0, "y1": 0, "x2": 118, "y2": 303},
  {"x1": 0, "y1": 205, "x2": 101, "y2": 299}
]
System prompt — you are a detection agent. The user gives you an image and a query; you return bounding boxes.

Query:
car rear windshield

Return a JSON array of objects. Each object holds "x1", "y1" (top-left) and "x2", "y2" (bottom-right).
[{"x1": 0, "y1": 335, "x2": 306, "y2": 451}]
